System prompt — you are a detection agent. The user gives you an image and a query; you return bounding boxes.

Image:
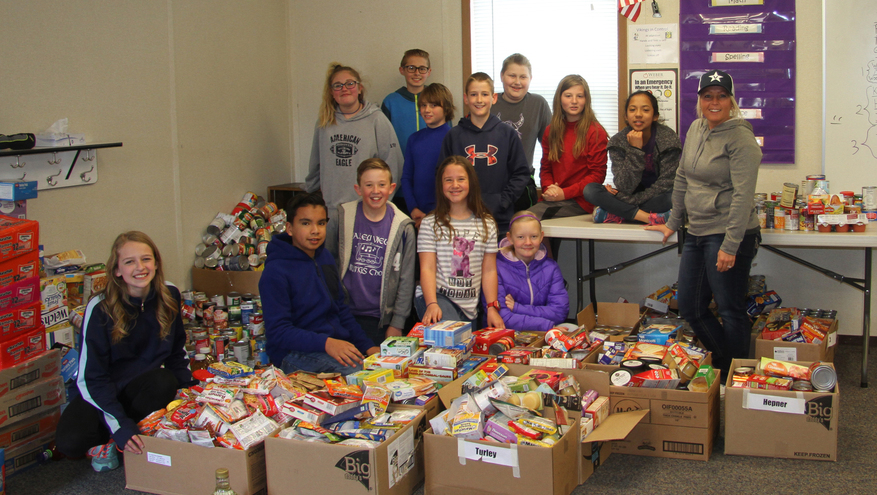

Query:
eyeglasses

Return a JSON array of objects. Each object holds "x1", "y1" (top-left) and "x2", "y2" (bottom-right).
[
  {"x1": 403, "y1": 65, "x2": 430, "y2": 74},
  {"x1": 331, "y1": 80, "x2": 359, "y2": 91}
]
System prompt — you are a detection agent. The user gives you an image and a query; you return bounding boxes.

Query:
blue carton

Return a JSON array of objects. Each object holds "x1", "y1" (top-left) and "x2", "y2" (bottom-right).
[
  {"x1": 0, "y1": 181, "x2": 37, "y2": 201},
  {"x1": 422, "y1": 320, "x2": 473, "y2": 348},
  {"x1": 637, "y1": 323, "x2": 682, "y2": 345}
]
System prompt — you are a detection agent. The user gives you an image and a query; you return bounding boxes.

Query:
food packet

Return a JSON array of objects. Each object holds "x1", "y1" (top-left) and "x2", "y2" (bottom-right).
[
  {"x1": 167, "y1": 400, "x2": 200, "y2": 428},
  {"x1": 362, "y1": 385, "x2": 390, "y2": 415},
  {"x1": 154, "y1": 428, "x2": 190, "y2": 443},
  {"x1": 188, "y1": 429, "x2": 215, "y2": 447},
  {"x1": 196, "y1": 384, "x2": 239, "y2": 407},
  {"x1": 214, "y1": 376, "x2": 254, "y2": 387},
  {"x1": 326, "y1": 378, "x2": 364, "y2": 401},
  {"x1": 760, "y1": 357, "x2": 811, "y2": 380},
  {"x1": 244, "y1": 393, "x2": 280, "y2": 417},
  {"x1": 216, "y1": 430, "x2": 243, "y2": 450},
  {"x1": 138, "y1": 409, "x2": 167, "y2": 436},
  {"x1": 243, "y1": 375, "x2": 276, "y2": 396},
  {"x1": 215, "y1": 399, "x2": 250, "y2": 424},
  {"x1": 208, "y1": 361, "x2": 254, "y2": 379},
  {"x1": 338, "y1": 438, "x2": 381, "y2": 449},
  {"x1": 230, "y1": 410, "x2": 279, "y2": 450}
]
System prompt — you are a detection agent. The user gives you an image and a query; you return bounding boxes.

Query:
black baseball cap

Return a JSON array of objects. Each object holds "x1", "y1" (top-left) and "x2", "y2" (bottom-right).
[{"x1": 697, "y1": 69, "x2": 734, "y2": 95}]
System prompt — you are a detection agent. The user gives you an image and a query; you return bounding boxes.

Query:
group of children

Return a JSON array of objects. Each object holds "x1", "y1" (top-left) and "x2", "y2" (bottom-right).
[
  {"x1": 272, "y1": 48, "x2": 682, "y2": 376},
  {"x1": 54, "y1": 48, "x2": 683, "y2": 475}
]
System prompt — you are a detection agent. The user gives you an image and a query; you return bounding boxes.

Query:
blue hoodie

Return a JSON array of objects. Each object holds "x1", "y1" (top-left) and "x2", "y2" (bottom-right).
[
  {"x1": 259, "y1": 233, "x2": 375, "y2": 365},
  {"x1": 440, "y1": 114, "x2": 530, "y2": 230}
]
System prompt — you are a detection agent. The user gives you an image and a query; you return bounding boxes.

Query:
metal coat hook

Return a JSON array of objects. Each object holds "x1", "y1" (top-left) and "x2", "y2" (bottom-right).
[
  {"x1": 47, "y1": 169, "x2": 63, "y2": 187},
  {"x1": 18, "y1": 172, "x2": 26, "y2": 181},
  {"x1": 82, "y1": 149, "x2": 95, "y2": 162},
  {"x1": 10, "y1": 156, "x2": 25, "y2": 168},
  {"x1": 80, "y1": 165, "x2": 94, "y2": 183},
  {"x1": 48, "y1": 152, "x2": 62, "y2": 165}
]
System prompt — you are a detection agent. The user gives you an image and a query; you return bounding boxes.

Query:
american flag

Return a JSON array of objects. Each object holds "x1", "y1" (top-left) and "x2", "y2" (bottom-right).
[{"x1": 618, "y1": 0, "x2": 644, "y2": 22}]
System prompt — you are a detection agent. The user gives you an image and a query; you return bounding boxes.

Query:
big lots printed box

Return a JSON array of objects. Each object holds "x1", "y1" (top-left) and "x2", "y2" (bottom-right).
[
  {"x1": 724, "y1": 358, "x2": 838, "y2": 461},
  {"x1": 576, "y1": 302, "x2": 643, "y2": 342},
  {"x1": 125, "y1": 433, "x2": 273, "y2": 495},
  {"x1": 755, "y1": 318, "x2": 838, "y2": 363},
  {"x1": 191, "y1": 267, "x2": 261, "y2": 296},
  {"x1": 265, "y1": 409, "x2": 427, "y2": 495},
  {"x1": 584, "y1": 356, "x2": 721, "y2": 461},
  {"x1": 425, "y1": 364, "x2": 644, "y2": 494}
]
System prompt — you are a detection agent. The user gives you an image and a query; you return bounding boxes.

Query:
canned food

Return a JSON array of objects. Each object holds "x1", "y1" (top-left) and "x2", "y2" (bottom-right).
[
  {"x1": 202, "y1": 245, "x2": 220, "y2": 261},
  {"x1": 786, "y1": 208, "x2": 799, "y2": 231},
  {"x1": 609, "y1": 368, "x2": 632, "y2": 386},
  {"x1": 221, "y1": 243, "x2": 237, "y2": 258},
  {"x1": 863, "y1": 186, "x2": 877, "y2": 210},
  {"x1": 773, "y1": 206, "x2": 786, "y2": 229},
  {"x1": 193, "y1": 256, "x2": 206, "y2": 269},
  {"x1": 260, "y1": 202, "x2": 279, "y2": 219},
  {"x1": 781, "y1": 183, "x2": 798, "y2": 208},
  {"x1": 233, "y1": 341, "x2": 251, "y2": 364},
  {"x1": 809, "y1": 362, "x2": 837, "y2": 392},
  {"x1": 249, "y1": 312, "x2": 264, "y2": 336},
  {"x1": 734, "y1": 366, "x2": 755, "y2": 376},
  {"x1": 228, "y1": 305, "x2": 242, "y2": 324},
  {"x1": 214, "y1": 306, "x2": 228, "y2": 330},
  {"x1": 792, "y1": 380, "x2": 813, "y2": 392},
  {"x1": 202, "y1": 232, "x2": 219, "y2": 246},
  {"x1": 489, "y1": 336, "x2": 515, "y2": 355}
]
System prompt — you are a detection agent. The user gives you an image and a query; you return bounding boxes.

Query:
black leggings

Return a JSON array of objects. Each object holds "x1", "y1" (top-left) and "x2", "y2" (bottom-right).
[{"x1": 55, "y1": 368, "x2": 180, "y2": 457}]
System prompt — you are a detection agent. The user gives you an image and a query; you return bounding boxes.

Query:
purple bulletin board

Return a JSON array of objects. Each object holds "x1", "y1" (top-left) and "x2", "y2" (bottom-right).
[{"x1": 679, "y1": 0, "x2": 796, "y2": 163}]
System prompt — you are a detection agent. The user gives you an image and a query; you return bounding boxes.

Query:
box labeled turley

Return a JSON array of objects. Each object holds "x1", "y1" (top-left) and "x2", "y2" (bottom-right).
[{"x1": 723, "y1": 358, "x2": 838, "y2": 461}]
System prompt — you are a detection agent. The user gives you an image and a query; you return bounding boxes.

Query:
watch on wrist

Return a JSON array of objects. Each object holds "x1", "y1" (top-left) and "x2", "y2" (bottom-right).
[{"x1": 487, "y1": 300, "x2": 500, "y2": 311}]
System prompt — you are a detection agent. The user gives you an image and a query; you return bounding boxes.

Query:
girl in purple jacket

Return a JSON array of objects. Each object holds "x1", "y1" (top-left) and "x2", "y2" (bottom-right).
[{"x1": 490, "y1": 211, "x2": 569, "y2": 331}]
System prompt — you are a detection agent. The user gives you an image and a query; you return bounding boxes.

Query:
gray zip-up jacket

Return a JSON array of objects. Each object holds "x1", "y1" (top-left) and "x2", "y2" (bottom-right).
[
  {"x1": 305, "y1": 102, "x2": 403, "y2": 210},
  {"x1": 665, "y1": 118, "x2": 762, "y2": 255},
  {"x1": 338, "y1": 200, "x2": 416, "y2": 329},
  {"x1": 608, "y1": 123, "x2": 682, "y2": 205}
]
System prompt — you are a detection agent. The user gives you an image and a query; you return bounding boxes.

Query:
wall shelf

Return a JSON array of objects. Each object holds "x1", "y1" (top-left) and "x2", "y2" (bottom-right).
[{"x1": 0, "y1": 142, "x2": 123, "y2": 190}]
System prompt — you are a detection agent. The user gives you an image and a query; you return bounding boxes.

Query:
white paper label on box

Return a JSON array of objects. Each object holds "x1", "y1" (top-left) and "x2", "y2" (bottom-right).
[
  {"x1": 147, "y1": 452, "x2": 172, "y2": 467},
  {"x1": 773, "y1": 347, "x2": 797, "y2": 361},
  {"x1": 743, "y1": 390, "x2": 805, "y2": 414},
  {"x1": 387, "y1": 425, "x2": 415, "y2": 488},
  {"x1": 458, "y1": 439, "x2": 519, "y2": 477},
  {"x1": 828, "y1": 332, "x2": 838, "y2": 348}
]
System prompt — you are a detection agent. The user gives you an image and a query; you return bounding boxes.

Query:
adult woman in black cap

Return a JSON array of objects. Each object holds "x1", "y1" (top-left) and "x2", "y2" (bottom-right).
[{"x1": 646, "y1": 69, "x2": 762, "y2": 376}]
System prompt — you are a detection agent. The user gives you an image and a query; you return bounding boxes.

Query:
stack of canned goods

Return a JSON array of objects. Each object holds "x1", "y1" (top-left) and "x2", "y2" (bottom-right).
[
  {"x1": 194, "y1": 191, "x2": 287, "y2": 271},
  {"x1": 181, "y1": 290, "x2": 264, "y2": 367},
  {"x1": 756, "y1": 178, "x2": 876, "y2": 232},
  {"x1": 732, "y1": 361, "x2": 836, "y2": 393}
]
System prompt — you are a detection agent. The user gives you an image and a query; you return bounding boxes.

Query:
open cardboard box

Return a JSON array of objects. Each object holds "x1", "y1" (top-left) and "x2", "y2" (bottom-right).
[
  {"x1": 754, "y1": 318, "x2": 838, "y2": 362},
  {"x1": 724, "y1": 358, "x2": 838, "y2": 461},
  {"x1": 577, "y1": 302, "x2": 643, "y2": 342},
  {"x1": 426, "y1": 364, "x2": 644, "y2": 493},
  {"x1": 265, "y1": 409, "x2": 426, "y2": 495},
  {"x1": 583, "y1": 351, "x2": 720, "y2": 461},
  {"x1": 191, "y1": 267, "x2": 261, "y2": 296},
  {"x1": 125, "y1": 432, "x2": 273, "y2": 495}
]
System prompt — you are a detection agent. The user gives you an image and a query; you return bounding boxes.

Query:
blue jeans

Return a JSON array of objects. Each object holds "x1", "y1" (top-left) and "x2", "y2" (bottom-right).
[
  {"x1": 280, "y1": 350, "x2": 363, "y2": 375},
  {"x1": 582, "y1": 183, "x2": 672, "y2": 221},
  {"x1": 414, "y1": 293, "x2": 477, "y2": 327},
  {"x1": 676, "y1": 231, "x2": 760, "y2": 374}
]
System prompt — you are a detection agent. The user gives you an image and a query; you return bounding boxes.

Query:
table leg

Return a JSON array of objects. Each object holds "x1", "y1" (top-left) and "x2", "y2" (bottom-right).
[
  {"x1": 576, "y1": 240, "x2": 584, "y2": 313},
  {"x1": 863, "y1": 247, "x2": 872, "y2": 388},
  {"x1": 589, "y1": 239, "x2": 597, "y2": 309}
]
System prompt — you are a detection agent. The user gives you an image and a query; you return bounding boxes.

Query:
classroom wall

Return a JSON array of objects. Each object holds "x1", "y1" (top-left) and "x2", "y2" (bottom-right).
[{"x1": 1, "y1": 1, "x2": 291, "y2": 286}]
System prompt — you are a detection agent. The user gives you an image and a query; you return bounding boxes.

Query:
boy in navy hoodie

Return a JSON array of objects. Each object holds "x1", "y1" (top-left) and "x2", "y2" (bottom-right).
[
  {"x1": 440, "y1": 72, "x2": 529, "y2": 234},
  {"x1": 260, "y1": 192, "x2": 380, "y2": 374}
]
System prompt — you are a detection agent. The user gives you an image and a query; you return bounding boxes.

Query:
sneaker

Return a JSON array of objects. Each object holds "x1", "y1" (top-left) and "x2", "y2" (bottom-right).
[
  {"x1": 87, "y1": 440, "x2": 119, "y2": 472},
  {"x1": 592, "y1": 207, "x2": 623, "y2": 224},
  {"x1": 648, "y1": 210, "x2": 671, "y2": 226}
]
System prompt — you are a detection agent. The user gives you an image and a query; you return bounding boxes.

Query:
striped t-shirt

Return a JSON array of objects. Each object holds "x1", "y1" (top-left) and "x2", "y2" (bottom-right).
[{"x1": 418, "y1": 214, "x2": 498, "y2": 319}]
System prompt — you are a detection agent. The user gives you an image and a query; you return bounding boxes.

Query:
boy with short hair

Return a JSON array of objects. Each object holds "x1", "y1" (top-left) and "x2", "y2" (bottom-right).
[
  {"x1": 401, "y1": 83, "x2": 456, "y2": 229},
  {"x1": 339, "y1": 159, "x2": 416, "y2": 346},
  {"x1": 439, "y1": 72, "x2": 530, "y2": 233},
  {"x1": 260, "y1": 192, "x2": 379, "y2": 374},
  {"x1": 382, "y1": 49, "x2": 432, "y2": 156},
  {"x1": 492, "y1": 53, "x2": 552, "y2": 211}
]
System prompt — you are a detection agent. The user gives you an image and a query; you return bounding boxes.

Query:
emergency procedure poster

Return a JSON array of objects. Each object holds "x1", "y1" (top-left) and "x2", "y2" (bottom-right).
[
  {"x1": 679, "y1": 0, "x2": 796, "y2": 163},
  {"x1": 630, "y1": 69, "x2": 679, "y2": 134}
]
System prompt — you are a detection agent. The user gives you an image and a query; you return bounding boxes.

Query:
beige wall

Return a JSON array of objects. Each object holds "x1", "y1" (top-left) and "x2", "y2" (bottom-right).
[{"x1": 1, "y1": 1, "x2": 291, "y2": 285}]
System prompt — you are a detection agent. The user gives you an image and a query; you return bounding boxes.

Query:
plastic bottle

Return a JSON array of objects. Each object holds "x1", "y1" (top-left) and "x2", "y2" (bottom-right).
[
  {"x1": 212, "y1": 467, "x2": 239, "y2": 495},
  {"x1": 191, "y1": 354, "x2": 208, "y2": 372}
]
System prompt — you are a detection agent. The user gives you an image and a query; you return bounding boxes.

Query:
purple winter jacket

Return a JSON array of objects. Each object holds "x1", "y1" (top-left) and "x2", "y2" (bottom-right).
[{"x1": 490, "y1": 239, "x2": 569, "y2": 331}]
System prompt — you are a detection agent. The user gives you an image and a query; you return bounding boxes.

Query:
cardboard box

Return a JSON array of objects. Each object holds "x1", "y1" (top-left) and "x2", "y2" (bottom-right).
[
  {"x1": 0, "y1": 350, "x2": 60, "y2": 395},
  {"x1": 0, "y1": 183, "x2": 37, "y2": 202},
  {"x1": 1, "y1": 431, "x2": 53, "y2": 477},
  {"x1": 45, "y1": 322, "x2": 76, "y2": 349},
  {"x1": 0, "y1": 302, "x2": 41, "y2": 340},
  {"x1": 265, "y1": 410, "x2": 426, "y2": 495},
  {"x1": 584, "y1": 358, "x2": 720, "y2": 461},
  {"x1": 125, "y1": 434, "x2": 269, "y2": 495},
  {"x1": 0, "y1": 328, "x2": 45, "y2": 369},
  {"x1": 0, "y1": 407, "x2": 60, "y2": 449},
  {"x1": 577, "y1": 302, "x2": 643, "y2": 342},
  {"x1": 0, "y1": 200, "x2": 26, "y2": 220},
  {"x1": 191, "y1": 267, "x2": 261, "y2": 296},
  {"x1": 40, "y1": 275, "x2": 68, "y2": 329},
  {"x1": 0, "y1": 252, "x2": 39, "y2": 289},
  {"x1": 0, "y1": 217, "x2": 38, "y2": 264},
  {"x1": 0, "y1": 376, "x2": 65, "y2": 428},
  {"x1": 0, "y1": 277, "x2": 39, "y2": 312},
  {"x1": 724, "y1": 358, "x2": 838, "y2": 461},
  {"x1": 426, "y1": 364, "x2": 642, "y2": 494},
  {"x1": 755, "y1": 318, "x2": 838, "y2": 362}
]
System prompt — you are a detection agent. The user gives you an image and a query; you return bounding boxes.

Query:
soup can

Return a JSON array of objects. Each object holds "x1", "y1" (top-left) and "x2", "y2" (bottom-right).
[
  {"x1": 809, "y1": 362, "x2": 837, "y2": 392},
  {"x1": 773, "y1": 206, "x2": 786, "y2": 229},
  {"x1": 780, "y1": 183, "x2": 798, "y2": 208}
]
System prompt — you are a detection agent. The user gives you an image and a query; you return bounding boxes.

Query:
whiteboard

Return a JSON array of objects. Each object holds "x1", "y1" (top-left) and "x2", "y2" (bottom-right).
[{"x1": 823, "y1": 1, "x2": 877, "y2": 193}]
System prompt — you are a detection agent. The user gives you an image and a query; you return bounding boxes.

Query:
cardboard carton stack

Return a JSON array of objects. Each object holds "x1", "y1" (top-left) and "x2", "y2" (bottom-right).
[{"x1": 0, "y1": 217, "x2": 45, "y2": 369}]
